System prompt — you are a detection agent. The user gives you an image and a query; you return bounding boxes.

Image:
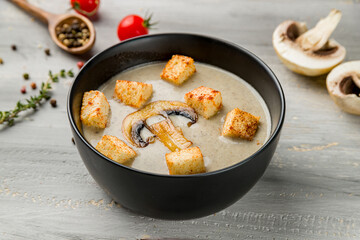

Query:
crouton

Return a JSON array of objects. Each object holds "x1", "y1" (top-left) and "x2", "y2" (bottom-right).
[
  {"x1": 160, "y1": 55, "x2": 196, "y2": 85},
  {"x1": 184, "y1": 86, "x2": 222, "y2": 119},
  {"x1": 221, "y1": 108, "x2": 260, "y2": 141},
  {"x1": 80, "y1": 90, "x2": 110, "y2": 128},
  {"x1": 95, "y1": 135, "x2": 136, "y2": 164},
  {"x1": 114, "y1": 80, "x2": 153, "y2": 108},
  {"x1": 165, "y1": 147, "x2": 206, "y2": 175}
]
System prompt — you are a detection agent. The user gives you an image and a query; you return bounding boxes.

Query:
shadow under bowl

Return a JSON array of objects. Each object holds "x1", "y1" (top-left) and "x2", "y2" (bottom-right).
[{"x1": 67, "y1": 33, "x2": 285, "y2": 220}]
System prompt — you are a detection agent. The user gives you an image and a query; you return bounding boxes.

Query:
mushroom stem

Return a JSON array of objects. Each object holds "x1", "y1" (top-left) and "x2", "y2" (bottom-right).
[
  {"x1": 296, "y1": 9, "x2": 342, "y2": 51},
  {"x1": 149, "y1": 119, "x2": 192, "y2": 152}
]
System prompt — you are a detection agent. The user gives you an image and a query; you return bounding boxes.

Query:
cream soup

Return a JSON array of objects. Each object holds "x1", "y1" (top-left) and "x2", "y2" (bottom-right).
[{"x1": 82, "y1": 62, "x2": 271, "y2": 174}]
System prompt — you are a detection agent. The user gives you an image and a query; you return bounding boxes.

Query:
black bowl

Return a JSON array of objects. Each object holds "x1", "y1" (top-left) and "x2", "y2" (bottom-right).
[{"x1": 67, "y1": 33, "x2": 285, "y2": 220}]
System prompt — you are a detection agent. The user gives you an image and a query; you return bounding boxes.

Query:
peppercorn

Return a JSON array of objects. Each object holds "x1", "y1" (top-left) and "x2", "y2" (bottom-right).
[
  {"x1": 80, "y1": 23, "x2": 86, "y2": 29},
  {"x1": 11, "y1": 45, "x2": 17, "y2": 51},
  {"x1": 30, "y1": 82, "x2": 37, "y2": 89},
  {"x1": 58, "y1": 34, "x2": 66, "y2": 41},
  {"x1": 77, "y1": 61, "x2": 84, "y2": 69},
  {"x1": 50, "y1": 99, "x2": 57, "y2": 107},
  {"x1": 23, "y1": 73, "x2": 29, "y2": 80},
  {"x1": 56, "y1": 19, "x2": 90, "y2": 49},
  {"x1": 66, "y1": 33, "x2": 74, "y2": 39},
  {"x1": 55, "y1": 26, "x2": 61, "y2": 35},
  {"x1": 44, "y1": 48, "x2": 51, "y2": 56},
  {"x1": 72, "y1": 24, "x2": 80, "y2": 31},
  {"x1": 63, "y1": 39, "x2": 70, "y2": 47},
  {"x1": 72, "y1": 19, "x2": 79, "y2": 25},
  {"x1": 20, "y1": 86, "x2": 26, "y2": 94}
]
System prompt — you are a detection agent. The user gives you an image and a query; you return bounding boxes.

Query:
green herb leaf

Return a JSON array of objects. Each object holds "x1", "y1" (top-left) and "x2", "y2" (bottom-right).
[{"x1": 0, "y1": 69, "x2": 74, "y2": 126}]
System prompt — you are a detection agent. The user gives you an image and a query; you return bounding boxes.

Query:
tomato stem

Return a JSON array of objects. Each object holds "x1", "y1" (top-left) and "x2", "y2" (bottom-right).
[{"x1": 142, "y1": 13, "x2": 158, "y2": 29}]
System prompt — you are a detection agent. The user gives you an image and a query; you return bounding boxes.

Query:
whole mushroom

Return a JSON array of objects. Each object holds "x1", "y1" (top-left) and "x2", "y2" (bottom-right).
[
  {"x1": 273, "y1": 9, "x2": 346, "y2": 76},
  {"x1": 326, "y1": 61, "x2": 360, "y2": 115}
]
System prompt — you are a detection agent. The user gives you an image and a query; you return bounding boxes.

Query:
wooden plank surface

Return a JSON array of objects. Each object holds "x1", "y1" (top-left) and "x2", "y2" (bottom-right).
[{"x1": 1, "y1": 0, "x2": 360, "y2": 239}]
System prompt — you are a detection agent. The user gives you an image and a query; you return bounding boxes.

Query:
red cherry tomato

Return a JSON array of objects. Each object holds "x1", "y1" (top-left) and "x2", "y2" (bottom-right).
[
  {"x1": 117, "y1": 14, "x2": 155, "y2": 41},
  {"x1": 70, "y1": 0, "x2": 100, "y2": 17},
  {"x1": 77, "y1": 61, "x2": 84, "y2": 69}
]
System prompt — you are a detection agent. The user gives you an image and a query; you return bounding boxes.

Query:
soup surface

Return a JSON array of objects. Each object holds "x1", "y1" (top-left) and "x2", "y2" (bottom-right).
[{"x1": 82, "y1": 62, "x2": 271, "y2": 174}]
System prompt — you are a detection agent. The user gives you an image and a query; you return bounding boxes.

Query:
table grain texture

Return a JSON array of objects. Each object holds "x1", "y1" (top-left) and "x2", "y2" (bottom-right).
[{"x1": 1, "y1": 0, "x2": 360, "y2": 239}]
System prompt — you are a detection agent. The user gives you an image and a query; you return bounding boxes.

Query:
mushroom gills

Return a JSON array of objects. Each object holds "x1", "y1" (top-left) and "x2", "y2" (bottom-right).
[
  {"x1": 149, "y1": 119, "x2": 192, "y2": 152},
  {"x1": 340, "y1": 75, "x2": 360, "y2": 96},
  {"x1": 131, "y1": 120, "x2": 153, "y2": 147},
  {"x1": 122, "y1": 101, "x2": 198, "y2": 148},
  {"x1": 326, "y1": 61, "x2": 360, "y2": 115}
]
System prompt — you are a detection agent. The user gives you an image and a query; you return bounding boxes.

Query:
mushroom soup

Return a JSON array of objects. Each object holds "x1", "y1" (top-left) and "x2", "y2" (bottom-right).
[{"x1": 82, "y1": 62, "x2": 271, "y2": 174}]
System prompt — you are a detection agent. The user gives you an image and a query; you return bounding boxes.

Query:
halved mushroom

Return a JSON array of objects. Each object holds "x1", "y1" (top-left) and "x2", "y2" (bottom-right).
[
  {"x1": 122, "y1": 101, "x2": 198, "y2": 148},
  {"x1": 326, "y1": 61, "x2": 360, "y2": 115},
  {"x1": 273, "y1": 9, "x2": 346, "y2": 76}
]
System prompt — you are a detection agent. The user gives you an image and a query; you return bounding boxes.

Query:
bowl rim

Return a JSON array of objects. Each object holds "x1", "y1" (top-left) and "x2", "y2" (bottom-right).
[{"x1": 67, "y1": 32, "x2": 286, "y2": 179}]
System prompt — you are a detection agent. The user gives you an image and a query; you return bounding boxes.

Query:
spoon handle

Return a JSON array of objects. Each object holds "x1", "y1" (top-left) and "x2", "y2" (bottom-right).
[{"x1": 10, "y1": 0, "x2": 54, "y2": 24}]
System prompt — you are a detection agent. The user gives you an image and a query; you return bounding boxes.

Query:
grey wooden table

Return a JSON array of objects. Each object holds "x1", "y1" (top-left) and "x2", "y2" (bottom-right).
[{"x1": 1, "y1": 0, "x2": 360, "y2": 239}]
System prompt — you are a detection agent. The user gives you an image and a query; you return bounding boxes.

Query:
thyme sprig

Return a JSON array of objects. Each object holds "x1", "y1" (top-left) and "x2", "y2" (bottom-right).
[{"x1": 0, "y1": 69, "x2": 74, "y2": 126}]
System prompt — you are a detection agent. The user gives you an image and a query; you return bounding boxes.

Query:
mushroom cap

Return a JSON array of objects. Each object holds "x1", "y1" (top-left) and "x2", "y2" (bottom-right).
[
  {"x1": 326, "y1": 61, "x2": 360, "y2": 115},
  {"x1": 273, "y1": 21, "x2": 346, "y2": 76}
]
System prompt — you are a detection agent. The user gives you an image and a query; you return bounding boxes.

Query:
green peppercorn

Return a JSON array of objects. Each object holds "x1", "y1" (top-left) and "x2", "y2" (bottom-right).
[
  {"x1": 23, "y1": 73, "x2": 29, "y2": 80},
  {"x1": 75, "y1": 32, "x2": 82, "y2": 38}
]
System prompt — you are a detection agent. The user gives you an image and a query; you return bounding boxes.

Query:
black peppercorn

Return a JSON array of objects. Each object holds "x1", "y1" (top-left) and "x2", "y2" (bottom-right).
[
  {"x1": 44, "y1": 48, "x2": 51, "y2": 56},
  {"x1": 50, "y1": 99, "x2": 57, "y2": 107}
]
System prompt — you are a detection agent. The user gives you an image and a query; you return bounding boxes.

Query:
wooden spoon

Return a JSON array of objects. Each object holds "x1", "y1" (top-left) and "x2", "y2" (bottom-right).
[{"x1": 11, "y1": 0, "x2": 95, "y2": 55}]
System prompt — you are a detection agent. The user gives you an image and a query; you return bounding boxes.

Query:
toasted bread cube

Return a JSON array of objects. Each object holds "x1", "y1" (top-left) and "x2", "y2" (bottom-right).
[
  {"x1": 160, "y1": 55, "x2": 196, "y2": 85},
  {"x1": 165, "y1": 147, "x2": 206, "y2": 175},
  {"x1": 114, "y1": 80, "x2": 153, "y2": 108},
  {"x1": 96, "y1": 135, "x2": 136, "y2": 164},
  {"x1": 184, "y1": 86, "x2": 222, "y2": 119},
  {"x1": 80, "y1": 90, "x2": 110, "y2": 128},
  {"x1": 222, "y1": 108, "x2": 260, "y2": 141}
]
